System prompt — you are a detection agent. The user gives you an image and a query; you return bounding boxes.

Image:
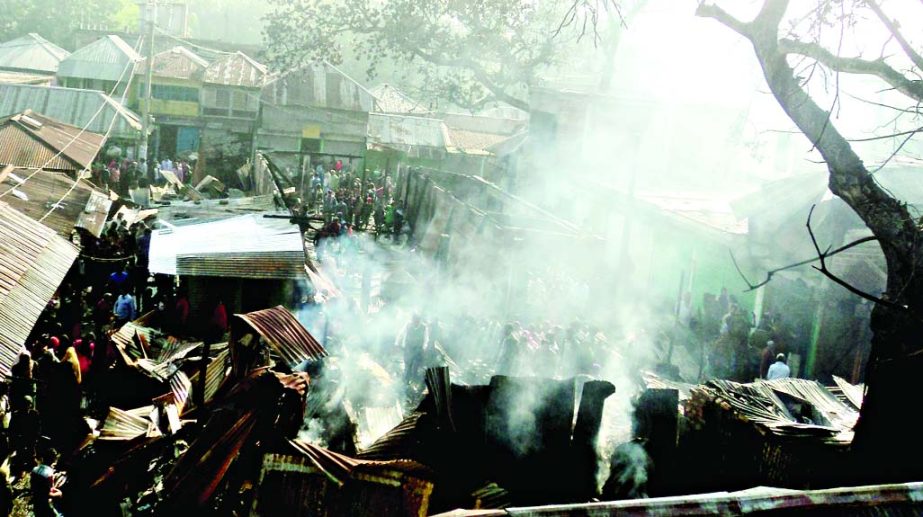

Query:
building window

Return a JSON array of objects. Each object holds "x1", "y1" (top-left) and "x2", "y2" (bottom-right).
[
  {"x1": 232, "y1": 90, "x2": 249, "y2": 109},
  {"x1": 301, "y1": 138, "x2": 322, "y2": 153},
  {"x1": 151, "y1": 84, "x2": 199, "y2": 102},
  {"x1": 216, "y1": 89, "x2": 231, "y2": 108}
]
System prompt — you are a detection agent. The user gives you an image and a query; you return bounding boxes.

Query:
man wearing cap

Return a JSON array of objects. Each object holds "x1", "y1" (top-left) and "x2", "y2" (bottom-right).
[{"x1": 766, "y1": 353, "x2": 791, "y2": 380}]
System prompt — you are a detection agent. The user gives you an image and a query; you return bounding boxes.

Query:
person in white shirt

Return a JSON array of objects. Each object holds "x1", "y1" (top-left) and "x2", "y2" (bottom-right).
[{"x1": 766, "y1": 353, "x2": 791, "y2": 380}]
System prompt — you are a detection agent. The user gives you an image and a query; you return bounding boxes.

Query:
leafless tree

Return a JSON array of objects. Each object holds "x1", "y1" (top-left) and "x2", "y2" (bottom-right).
[{"x1": 698, "y1": 0, "x2": 923, "y2": 478}]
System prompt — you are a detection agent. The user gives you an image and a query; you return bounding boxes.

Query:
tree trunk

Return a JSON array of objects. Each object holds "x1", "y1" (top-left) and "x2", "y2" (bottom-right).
[{"x1": 698, "y1": 0, "x2": 923, "y2": 480}]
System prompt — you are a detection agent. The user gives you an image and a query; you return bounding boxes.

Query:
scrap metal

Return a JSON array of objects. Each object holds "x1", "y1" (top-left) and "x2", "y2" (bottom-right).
[
  {"x1": 0, "y1": 200, "x2": 78, "y2": 375},
  {"x1": 233, "y1": 305, "x2": 327, "y2": 369}
]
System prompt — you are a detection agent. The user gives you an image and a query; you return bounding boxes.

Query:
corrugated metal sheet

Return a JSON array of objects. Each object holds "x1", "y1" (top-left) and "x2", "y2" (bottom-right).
[
  {"x1": 177, "y1": 251, "x2": 305, "y2": 280},
  {"x1": 369, "y1": 83, "x2": 431, "y2": 115},
  {"x1": 160, "y1": 369, "x2": 310, "y2": 510},
  {"x1": 149, "y1": 213, "x2": 304, "y2": 276},
  {"x1": 154, "y1": 195, "x2": 282, "y2": 225},
  {"x1": 698, "y1": 378, "x2": 858, "y2": 444},
  {"x1": 254, "y1": 444, "x2": 433, "y2": 516},
  {"x1": 431, "y1": 482, "x2": 923, "y2": 516},
  {"x1": 0, "y1": 72, "x2": 53, "y2": 86},
  {"x1": 235, "y1": 306, "x2": 327, "y2": 367},
  {"x1": 57, "y1": 35, "x2": 142, "y2": 82},
  {"x1": 186, "y1": 347, "x2": 231, "y2": 409},
  {"x1": 98, "y1": 405, "x2": 161, "y2": 441},
  {"x1": 202, "y1": 51, "x2": 266, "y2": 88},
  {"x1": 367, "y1": 113, "x2": 448, "y2": 149},
  {"x1": 2, "y1": 167, "x2": 110, "y2": 237},
  {"x1": 0, "y1": 83, "x2": 142, "y2": 139},
  {"x1": 358, "y1": 412, "x2": 427, "y2": 460},
  {"x1": 0, "y1": 33, "x2": 70, "y2": 74},
  {"x1": 0, "y1": 110, "x2": 106, "y2": 170},
  {"x1": 147, "y1": 46, "x2": 208, "y2": 80},
  {"x1": 0, "y1": 124, "x2": 74, "y2": 170},
  {"x1": 262, "y1": 62, "x2": 375, "y2": 112},
  {"x1": 832, "y1": 375, "x2": 864, "y2": 410},
  {"x1": 287, "y1": 439, "x2": 431, "y2": 485},
  {"x1": 76, "y1": 189, "x2": 112, "y2": 237},
  {"x1": 0, "y1": 201, "x2": 78, "y2": 376},
  {"x1": 446, "y1": 128, "x2": 509, "y2": 154},
  {"x1": 111, "y1": 312, "x2": 158, "y2": 359}
]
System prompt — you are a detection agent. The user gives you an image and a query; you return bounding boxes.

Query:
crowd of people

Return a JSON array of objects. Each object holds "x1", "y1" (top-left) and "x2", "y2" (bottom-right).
[
  {"x1": 689, "y1": 288, "x2": 795, "y2": 382},
  {"x1": 298, "y1": 163, "x2": 408, "y2": 247},
  {"x1": 0, "y1": 201, "x2": 240, "y2": 515},
  {"x1": 90, "y1": 154, "x2": 196, "y2": 199}
]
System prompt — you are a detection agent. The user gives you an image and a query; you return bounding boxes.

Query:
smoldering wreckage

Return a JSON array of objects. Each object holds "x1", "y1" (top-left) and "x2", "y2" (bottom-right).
[
  {"x1": 11, "y1": 311, "x2": 914, "y2": 517},
  {"x1": 0, "y1": 35, "x2": 913, "y2": 515},
  {"x1": 0, "y1": 154, "x2": 917, "y2": 515}
]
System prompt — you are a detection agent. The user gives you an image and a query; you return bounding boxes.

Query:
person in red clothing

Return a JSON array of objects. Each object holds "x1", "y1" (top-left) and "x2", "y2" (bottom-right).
[
  {"x1": 210, "y1": 299, "x2": 228, "y2": 343},
  {"x1": 75, "y1": 338, "x2": 93, "y2": 379},
  {"x1": 174, "y1": 290, "x2": 190, "y2": 336}
]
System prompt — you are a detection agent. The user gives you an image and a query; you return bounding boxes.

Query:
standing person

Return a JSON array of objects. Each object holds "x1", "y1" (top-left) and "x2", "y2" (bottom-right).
[
  {"x1": 138, "y1": 158, "x2": 149, "y2": 184},
  {"x1": 113, "y1": 288, "x2": 137, "y2": 326},
  {"x1": 8, "y1": 404, "x2": 39, "y2": 478},
  {"x1": 61, "y1": 344, "x2": 81, "y2": 386},
  {"x1": 136, "y1": 227, "x2": 152, "y2": 280},
  {"x1": 97, "y1": 163, "x2": 110, "y2": 191},
  {"x1": 373, "y1": 202, "x2": 385, "y2": 239},
  {"x1": 108, "y1": 267, "x2": 130, "y2": 293},
  {"x1": 10, "y1": 351, "x2": 35, "y2": 411},
  {"x1": 323, "y1": 190, "x2": 337, "y2": 222},
  {"x1": 328, "y1": 170, "x2": 340, "y2": 192},
  {"x1": 760, "y1": 340, "x2": 778, "y2": 379},
  {"x1": 352, "y1": 194, "x2": 365, "y2": 229},
  {"x1": 175, "y1": 160, "x2": 186, "y2": 184},
  {"x1": 30, "y1": 448, "x2": 63, "y2": 517},
  {"x1": 90, "y1": 332, "x2": 111, "y2": 375},
  {"x1": 384, "y1": 202, "x2": 395, "y2": 235},
  {"x1": 33, "y1": 339, "x2": 58, "y2": 415},
  {"x1": 174, "y1": 289, "x2": 190, "y2": 336},
  {"x1": 108, "y1": 160, "x2": 121, "y2": 194},
  {"x1": 94, "y1": 293, "x2": 114, "y2": 334},
  {"x1": 400, "y1": 314, "x2": 429, "y2": 392},
  {"x1": 75, "y1": 338, "x2": 93, "y2": 381},
  {"x1": 153, "y1": 159, "x2": 163, "y2": 186},
  {"x1": 392, "y1": 206, "x2": 404, "y2": 242},
  {"x1": 766, "y1": 353, "x2": 791, "y2": 380},
  {"x1": 210, "y1": 299, "x2": 228, "y2": 343}
]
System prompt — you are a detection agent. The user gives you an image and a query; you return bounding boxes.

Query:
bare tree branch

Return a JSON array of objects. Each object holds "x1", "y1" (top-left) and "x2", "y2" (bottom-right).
[
  {"x1": 871, "y1": 129, "x2": 919, "y2": 173},
  {"x1": 695, "y1": 3, "x2": 751, "y2": 37},
  {"x1": 806, "y1": 205, "x2": 909, "y2": 311},
  {"x1": 779, "y1": 38, "x2": 923, "y2": 103},
  {"x1": 699, "y1": 0, "x2": 918, "y2": 255},
  {"x1": 730, "y1": 235, "x2": 879, "y2": 292},
  {"x1": 864, "y1": 0, "x2": 923, "y2": 72},
  {"x1": 849, "y1": 126, "x2": 923, "y2": 142},
  {"x1": 844, "y1": 92, "x2": 923, "y2": 116}
]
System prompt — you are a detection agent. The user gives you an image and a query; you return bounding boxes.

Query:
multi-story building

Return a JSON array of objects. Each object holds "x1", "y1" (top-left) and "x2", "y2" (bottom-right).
[
  {"x1": 56, "y1": 35, "x2": 142, "y2": 97},
  {"x1": 132, "y1": 46, "x2": 208, "y2": 159}
]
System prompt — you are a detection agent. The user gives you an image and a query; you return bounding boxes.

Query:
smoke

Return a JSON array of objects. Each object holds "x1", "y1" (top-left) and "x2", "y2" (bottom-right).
[
  {"x1": 291, "y1": 214, "x2": 677, "y2": 495},
  {"x1": 298, "y1": 418, "x2": 328, "y2": 448}
]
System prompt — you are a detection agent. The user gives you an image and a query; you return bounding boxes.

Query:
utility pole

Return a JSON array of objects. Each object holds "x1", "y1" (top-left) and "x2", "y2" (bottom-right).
[{"x1": 139, "y1": 0, "x2": 157, "y2": 163}]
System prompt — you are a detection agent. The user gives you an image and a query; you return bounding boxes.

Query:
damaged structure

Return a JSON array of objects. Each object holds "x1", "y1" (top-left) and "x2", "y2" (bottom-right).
[{"x1": 0, "y1": 201, "x2": 79, "y2": 374}]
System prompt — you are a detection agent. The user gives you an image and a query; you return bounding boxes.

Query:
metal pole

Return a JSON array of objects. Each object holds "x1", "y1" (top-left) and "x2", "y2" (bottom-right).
[{"x1": 140, "y1": 0, "x2": 157, "y2": 162}]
